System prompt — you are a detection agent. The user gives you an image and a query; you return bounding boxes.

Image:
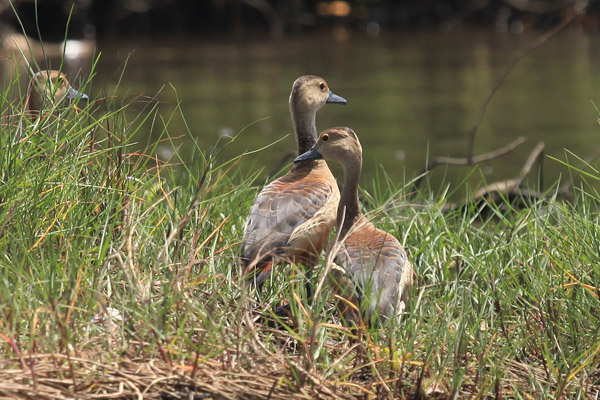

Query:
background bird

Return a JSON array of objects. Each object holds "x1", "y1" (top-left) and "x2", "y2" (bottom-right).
[{"x1": 25, "y1": 70, "x2": 88, "y2": 117}]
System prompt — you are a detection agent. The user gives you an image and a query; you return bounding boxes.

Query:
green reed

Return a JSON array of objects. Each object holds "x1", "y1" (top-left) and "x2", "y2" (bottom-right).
[{"x1": 0, "y1": 61, "x2": 598, "y2": 399}]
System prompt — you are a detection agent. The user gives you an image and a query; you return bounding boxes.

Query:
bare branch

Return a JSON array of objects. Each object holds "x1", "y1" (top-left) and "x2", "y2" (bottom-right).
[
  {"x1": 413, "y1": 136, "x2": 527, "y2": 190},
  {"x1": 515, "y1": 140, "x2": 545, "y2": 185},
  {"x1": 466, "y1": 7, "x2": 582, "y2": 161}
]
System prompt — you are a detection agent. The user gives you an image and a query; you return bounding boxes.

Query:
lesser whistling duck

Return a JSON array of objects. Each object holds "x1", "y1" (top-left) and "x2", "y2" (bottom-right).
[
  {"x1": 294, "y1": 127, "x2": 414, "y2": 325},
  {"x1": 241, "y1": 75, "x2": 346, "y2": 288},
  {"x1": 25, "y1": 70, "x2": 88, "y2": 117}
]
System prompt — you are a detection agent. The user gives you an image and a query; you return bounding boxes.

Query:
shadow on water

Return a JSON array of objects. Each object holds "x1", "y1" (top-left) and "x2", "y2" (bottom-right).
[{"x1": 6, "y1": 29, "x2": 600, "y2": 192}]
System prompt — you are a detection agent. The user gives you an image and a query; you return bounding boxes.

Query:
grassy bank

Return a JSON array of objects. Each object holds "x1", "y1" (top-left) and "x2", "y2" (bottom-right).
[{"x1": 0, "y1": 65, "x2": 599, "y2": 399}]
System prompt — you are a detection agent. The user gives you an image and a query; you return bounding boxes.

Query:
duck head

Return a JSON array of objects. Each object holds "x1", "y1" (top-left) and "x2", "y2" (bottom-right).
[
  {"x1": 289, "y1": 75, "x2": 346, "y2": 113},
  {"x1": 26, "y1": 70, "x2": 88, "y2": 114},
  {"x1": 294, "y1": 126, "x2": 362, "y2": 167},
  {"x1": 289, "y1": 75, "x2": 346, "y2": 154}
]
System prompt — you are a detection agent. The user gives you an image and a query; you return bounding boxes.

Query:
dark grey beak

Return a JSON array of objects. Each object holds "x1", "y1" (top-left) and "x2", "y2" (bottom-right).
[
  {"x1": 294, "y1": 147, "x2": 323, "y2": 163},
  {"x1": 326, "y1": 90, "x2": 346, "y2": 105},
  {"x1": 67, "y1": 86, "x2": 88, "y2": 102}
]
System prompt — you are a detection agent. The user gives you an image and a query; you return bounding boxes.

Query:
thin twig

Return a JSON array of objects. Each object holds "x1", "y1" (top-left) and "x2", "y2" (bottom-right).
[
  {"x1": 471, "y1": 141, "x2": 545, "y2": 201},
  {"x1": 415, "y1": 10, "x2": 581, "y2": 195},
  {"x1": 436, "y1": 137, "x2": 527, "y2": 167},
  {"x1": 466, "y1": 11, "x2": 580, "y2": 160},
  {"x1": 516, "y1": 141, "x2": 545, "y2": 185},
  {"x1": 414, "y1": 137, "x2": 527, "y2": 191}
]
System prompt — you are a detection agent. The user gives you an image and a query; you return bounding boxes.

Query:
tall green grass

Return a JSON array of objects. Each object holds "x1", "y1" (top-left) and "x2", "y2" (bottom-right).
[{"x1": 0, "y1": 60, "x2": 599, "y2": 398}]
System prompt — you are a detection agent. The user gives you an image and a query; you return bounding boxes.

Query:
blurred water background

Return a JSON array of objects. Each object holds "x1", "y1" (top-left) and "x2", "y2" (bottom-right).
[{"x1": 3, "y1": 1, "x2": 600, "y2": 191}]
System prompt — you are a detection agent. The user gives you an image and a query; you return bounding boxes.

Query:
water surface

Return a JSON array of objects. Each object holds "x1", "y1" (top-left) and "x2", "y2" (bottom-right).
[{"x1": 19, "y1": 30, "x2": 600, "y2": 191}]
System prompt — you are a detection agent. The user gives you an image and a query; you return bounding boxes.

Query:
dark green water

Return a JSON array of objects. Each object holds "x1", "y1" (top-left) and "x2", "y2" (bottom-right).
[{"x1": 27, "y1": 30, "x2": 600, "y2": 190}]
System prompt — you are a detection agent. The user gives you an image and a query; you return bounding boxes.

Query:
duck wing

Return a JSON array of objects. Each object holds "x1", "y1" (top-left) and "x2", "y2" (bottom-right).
[
  {"x1": 241, "y1": 162, "x2": 339, "y2": 284},
  {"x1": 337, "y1": 222, "x2": 412, "y2": 320}
]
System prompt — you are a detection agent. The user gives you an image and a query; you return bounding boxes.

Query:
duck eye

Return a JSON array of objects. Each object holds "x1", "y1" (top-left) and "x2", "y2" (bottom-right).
[
  {"x1": 322, "y1": 134, "x2": 329, "y2": 142},
  {"x1": 319, "y1": 82, "x2": 326, "y2": 91}
]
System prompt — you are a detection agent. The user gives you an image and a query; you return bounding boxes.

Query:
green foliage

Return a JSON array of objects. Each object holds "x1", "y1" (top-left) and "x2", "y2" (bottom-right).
[{"x1": 0, "y1": 63, "x2": 599, "y2": 398}]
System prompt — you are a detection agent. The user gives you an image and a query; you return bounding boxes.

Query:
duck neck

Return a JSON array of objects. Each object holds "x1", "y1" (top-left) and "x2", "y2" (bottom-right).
[
  {"x1": 291, "y1": 105, "x2": 317, "y2": 155},
  {"x1": 338, "y1": 158, "x2": 362, "y2": 235}
]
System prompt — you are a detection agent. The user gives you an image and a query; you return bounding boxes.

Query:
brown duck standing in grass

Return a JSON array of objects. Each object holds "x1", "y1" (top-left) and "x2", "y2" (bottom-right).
[
  {"x1": 294, "y1": 127, "x2": 414, "y2": 325},
  {"x1": 241, "y1": 75, "x2": 346, "y2": 289},
  {"x1": 24, "y1": 70, "x2": 88, "y2": 118}
]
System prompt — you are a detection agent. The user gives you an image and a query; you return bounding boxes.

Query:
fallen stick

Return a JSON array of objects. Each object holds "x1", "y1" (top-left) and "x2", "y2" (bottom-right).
[
  {"x1": 413, "y1": 136, "x2": 527, "y2": 191},
  {"x1": 448, "y1": 141, "x2": 546, "y2": 215}
]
